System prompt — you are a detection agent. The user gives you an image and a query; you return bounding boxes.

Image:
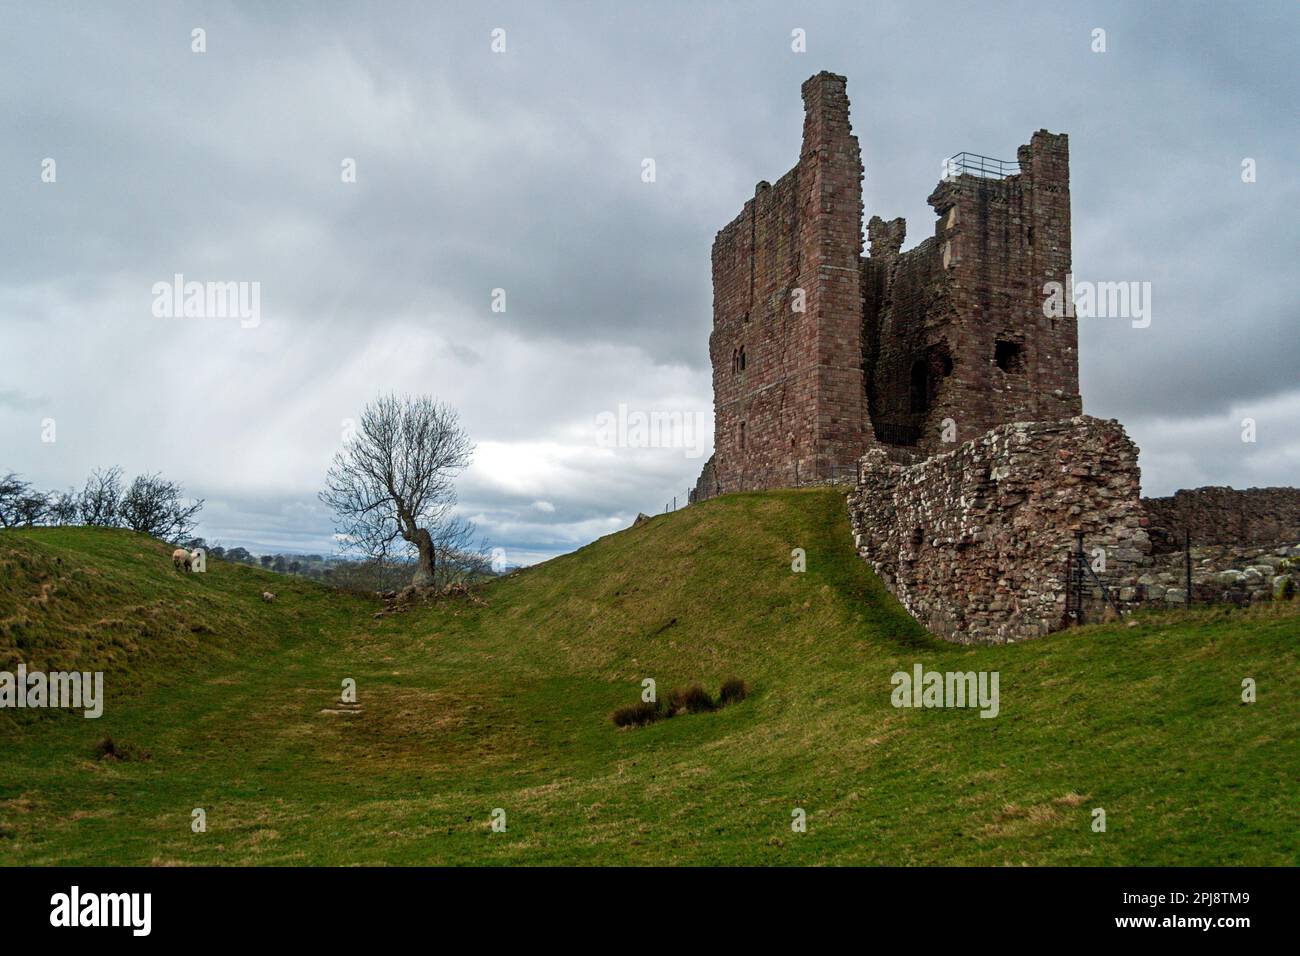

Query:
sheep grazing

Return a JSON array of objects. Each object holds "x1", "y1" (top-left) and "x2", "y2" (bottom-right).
[
  {"x1": 171, "y1": 548, "x2": 193, "y2": 572},
  {"x1": 261, "y1": 591, "x2": 275, "y2": 603}
]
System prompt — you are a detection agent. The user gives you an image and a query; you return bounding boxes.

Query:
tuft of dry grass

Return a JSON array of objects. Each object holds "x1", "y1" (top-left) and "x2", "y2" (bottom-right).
[
  {"x1": 667, "y1": 683, "x2": 716, "y2": 715},
  {"x1": 718, "y1": 677, "x2": 749, "y2": 706},
  {"x1": 611, "y1": 700, "x2": 664, "y2": 728}
]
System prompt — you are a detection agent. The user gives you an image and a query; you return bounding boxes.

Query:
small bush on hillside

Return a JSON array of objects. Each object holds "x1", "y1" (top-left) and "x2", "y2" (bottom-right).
[
  {"x1": 611, "y1": 700, "x2": 664, "y2": 728},
  {"x1": 668, "y1": 683, "x2": 716, "y2": 715},
  {"x1": 93, "y1": 736, "x2": 151, "y2": 762},
  {"x1": 718, "y1": 677, "x2": 750, "y2": 706}
]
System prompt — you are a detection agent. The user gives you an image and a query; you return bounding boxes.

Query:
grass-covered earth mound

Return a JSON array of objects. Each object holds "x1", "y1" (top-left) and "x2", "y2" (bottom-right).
[{"x1": 1, "y1": 488, "x2": 1296, "y2": 865}]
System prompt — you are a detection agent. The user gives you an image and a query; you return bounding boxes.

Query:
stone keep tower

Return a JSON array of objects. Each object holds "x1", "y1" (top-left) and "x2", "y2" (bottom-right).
[
  {"x1": 695, "y1": 72, "x2": 1079, "y2": 500},
  {"x1": 706, "y1": 72, "x2": 869, "y2": 494}
]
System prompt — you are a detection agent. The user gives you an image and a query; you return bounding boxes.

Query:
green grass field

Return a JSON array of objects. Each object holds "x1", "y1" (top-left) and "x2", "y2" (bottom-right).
[{"x1": 1, "y1": 488, "x2": 1296, "y2": 865}]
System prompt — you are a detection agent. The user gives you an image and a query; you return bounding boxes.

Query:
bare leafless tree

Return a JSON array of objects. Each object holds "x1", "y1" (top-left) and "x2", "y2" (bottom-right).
[
  {"x1": 77, "y1": 466, "x2": 124, "y2": 526},
  {"x1": 48, "y1": 489, "x2": 80, "y2": 525},
  {"x1": 0, "y1": 473, "x2": 28, "y2": 527},
  {"x1": 118, "y1": 473, "x2": 204, "y2": 542},
  {"x1": 14, "y1": 489, "x2": 50, "y2": 527},
  {"x1": 320, "y1": 394, "x2": 474, "y2": 587},
  {"x1": 0, "y1": 473, "x2": 47, "y2": 528}
]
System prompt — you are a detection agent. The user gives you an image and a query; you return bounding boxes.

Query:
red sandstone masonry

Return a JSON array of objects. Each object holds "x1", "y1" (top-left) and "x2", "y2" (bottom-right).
[
  {"x1": 866, "y1": 131, "x2": 1080, "y2": 454},
  {"x1": 698, "y1": 74, "x2": 1077, "y2": 498},
  {"x1": 707, "y1": 72, "x2": 869, "y2": 495}
]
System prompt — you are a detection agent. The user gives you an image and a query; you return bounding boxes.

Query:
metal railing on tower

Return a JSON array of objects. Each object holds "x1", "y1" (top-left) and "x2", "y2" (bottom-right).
[{"x1": 942, "y1": 152, "x2": 1021, "y2": 181}]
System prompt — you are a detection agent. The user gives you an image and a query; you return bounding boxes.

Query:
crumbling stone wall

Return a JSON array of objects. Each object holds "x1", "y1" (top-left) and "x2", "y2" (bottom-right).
[
  {"x1": 861, "y1": 223, "x2": 948, "y2": 447},
  {"x1": 848, "y1": 416, "x2": 1148, "y2": 644},
  {"x1": 690, "y1": 454, "x2": 718, "y2": 503},
  {"x1": 1142, "y1": 487, "x2": 1300, "y2": 553},
  {"x1": 1122, "y1": 542, "x2": 1300, "y2": 606}
]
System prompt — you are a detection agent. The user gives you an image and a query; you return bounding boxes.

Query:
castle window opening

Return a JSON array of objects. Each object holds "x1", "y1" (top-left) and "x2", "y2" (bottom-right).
[
  {"x1": 739, "y1": 345, "x2": 747, "y2": 371},
  {"x1": 994, "y1": 340, "x2": 1024, "y2": 373},
  {"x1": 739, "y1": 421, "x2": 746, "y2": 450}
]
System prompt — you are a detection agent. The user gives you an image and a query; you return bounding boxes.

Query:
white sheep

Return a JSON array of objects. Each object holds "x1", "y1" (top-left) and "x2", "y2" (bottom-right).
[
  {"x1": 261, "y1": 591, "x2": 275, "y2": 603},
  {"x1": 171, "y1": 548, "x2": 193, "y2": 572}
]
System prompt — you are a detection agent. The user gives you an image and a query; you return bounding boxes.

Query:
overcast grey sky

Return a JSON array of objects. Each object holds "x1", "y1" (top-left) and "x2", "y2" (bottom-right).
[{"x1": 2, "y1": 1, "x2": 1296, "y2": 563}]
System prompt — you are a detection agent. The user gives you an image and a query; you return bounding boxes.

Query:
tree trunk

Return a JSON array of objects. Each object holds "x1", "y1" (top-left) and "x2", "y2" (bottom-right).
[{"x1": 411, "y1": 527, "x2": 437, "y2": 588}]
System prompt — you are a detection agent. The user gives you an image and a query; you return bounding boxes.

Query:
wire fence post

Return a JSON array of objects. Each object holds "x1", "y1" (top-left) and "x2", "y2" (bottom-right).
[{"x1": 1073, "y1": 531, "x2": 1086, "y2": 625}]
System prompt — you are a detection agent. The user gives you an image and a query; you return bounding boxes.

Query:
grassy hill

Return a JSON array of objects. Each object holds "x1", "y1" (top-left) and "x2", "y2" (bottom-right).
[{"x1": 1, "y1": 488, "x2": 1297, "y2": 865}]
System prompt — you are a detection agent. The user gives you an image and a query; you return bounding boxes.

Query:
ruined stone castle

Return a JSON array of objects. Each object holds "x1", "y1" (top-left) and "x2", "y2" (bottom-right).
[{"x1": 692, "y1": 72, "x2": 1300, "y2": 644}]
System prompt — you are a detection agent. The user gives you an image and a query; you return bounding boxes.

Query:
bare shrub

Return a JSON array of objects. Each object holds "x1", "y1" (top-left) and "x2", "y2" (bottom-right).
[
  {"x1": 0, "y1": 474, "x2": 49, "y2": 528},
  {"x1": 118, "y1": 473, "x2": 203, "y2": 542},
  {"x1": 77, "y1": 466, "x2": 124, "y2": 526}
]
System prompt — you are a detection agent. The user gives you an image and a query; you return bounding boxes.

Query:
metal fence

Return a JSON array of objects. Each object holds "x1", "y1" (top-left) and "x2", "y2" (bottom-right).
[
  {"x1": 1065, "y1": 530, "x2": 1199, "y2": 627},
  {"x1": 1063, "y1": 532, "x2": 1124, "y2": 627},
  {"x1": 662, "y1": 487, "x2": 694, "y2": 513}
]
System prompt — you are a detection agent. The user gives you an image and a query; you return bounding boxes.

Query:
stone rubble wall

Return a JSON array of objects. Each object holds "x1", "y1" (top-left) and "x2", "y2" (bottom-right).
[
  {"x1": 1121, "y1": 542, "x2": 1300, "y2": 607},
  {"x1": 1141, "y1": 487, "x2": 1300, "y2": 553},
  {"x1": 847, "y1": 415, "x2": 1300, "y2": 643},
  {"x1": 847, "y1": 416, "x2": 1147, "y2": 644}
]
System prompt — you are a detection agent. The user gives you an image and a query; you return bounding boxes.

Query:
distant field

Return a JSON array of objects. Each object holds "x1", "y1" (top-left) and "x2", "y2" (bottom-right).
[{"x1": 1, "y1": 488, "x2": 1297, "y2": 865}]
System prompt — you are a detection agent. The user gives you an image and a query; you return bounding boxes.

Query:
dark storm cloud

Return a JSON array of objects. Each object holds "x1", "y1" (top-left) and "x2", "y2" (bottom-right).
[{"x1": 1, "y1": 0, "x2": 1296, "y2": 558}]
